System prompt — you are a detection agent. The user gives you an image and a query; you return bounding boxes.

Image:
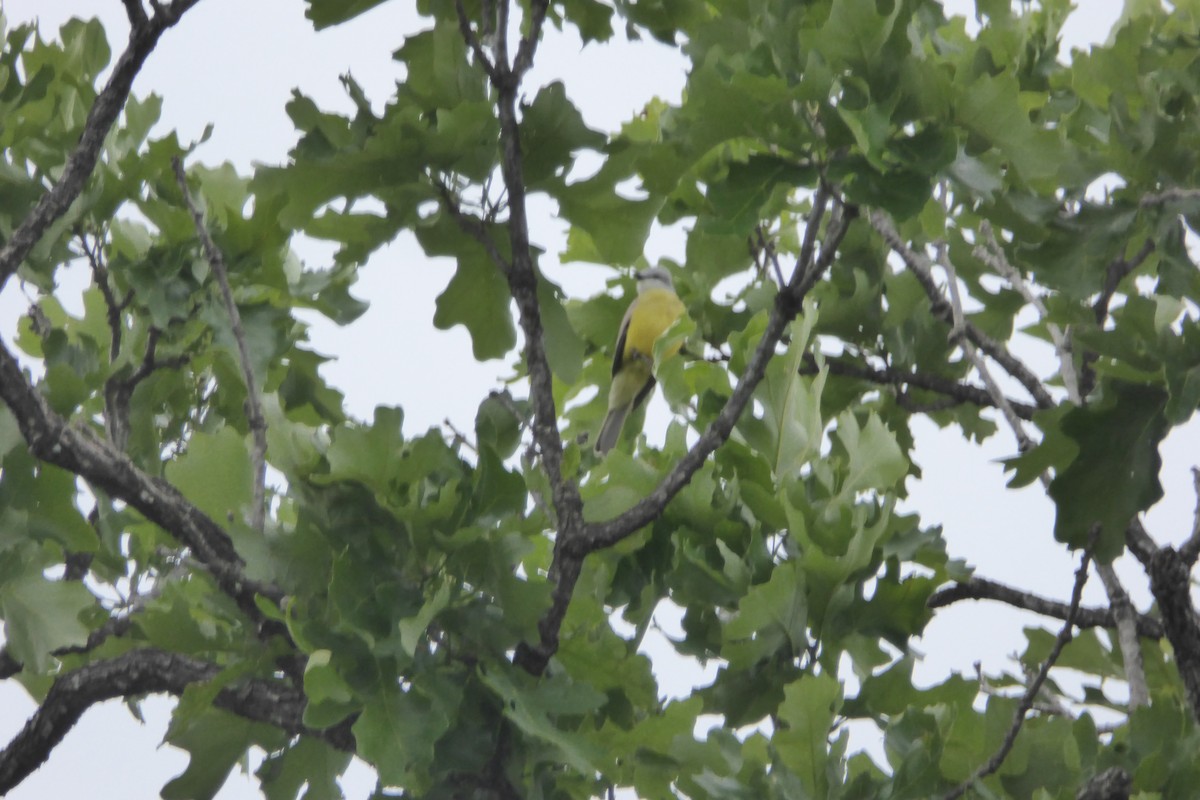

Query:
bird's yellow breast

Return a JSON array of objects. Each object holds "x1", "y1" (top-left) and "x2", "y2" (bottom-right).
[{"x1": 623, "y1": 287, "x2": 685, "y2": 361}]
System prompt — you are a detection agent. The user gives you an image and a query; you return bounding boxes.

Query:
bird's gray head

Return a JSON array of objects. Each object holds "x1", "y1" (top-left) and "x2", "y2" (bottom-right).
[{"x1": 635, "y1": 266, "x2": 675, "y2": 293}]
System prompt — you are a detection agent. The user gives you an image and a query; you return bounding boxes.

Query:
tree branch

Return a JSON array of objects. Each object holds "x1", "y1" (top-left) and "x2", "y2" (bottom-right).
[
  {"x1": 804, "y1": 354, "x2": 1039, "y2": 420},
  {"x1": 1096, "y1": 564, "x2": 1149, "y2": 709},
  {"x1": 452, "y1": 0, "x2": 501, "y2": 82},
  {"x1": 0, "y1": 341, "x2": 282, "y2": 628},
  {"x1": 1076, "y1": 766, "x2": 1131, "y2": 800},
  {"x1": 1148, "y1": 546, "x2": 1200, "y2": 722},
  {"x1": 867, "y1": 210, "x2": 1056, "y2": 410},
  {"x1": 0, "y1": 0, "x2": 203, "y2": 292},
  {"x1": 928, "y1": 575, "x2": 1163, "y2": 639},
  {"x1": 0, "y1": 648, "x2": 354, "y2": 795},
  {"x1": 943, "y1": 541, "x2": 1095, "y2": 800},
  {"x1": 1178, "y1": 467, "x2": 1200, "y2": 566},
  {"x1": 1079, "y1": 238, "x2": 1156, "y2": 398},
  {"x1": 491, "y1": 62, "x2": 583, "y2": 538},
  {"x1": 1125, "y1": 518, "x2": 1158, "y2": 566},
  {"x1": 511, "y1": 0, "x2": 551, "y2": 78},
  {"x1": 172, "y1": 157, "x2": 268, "y2": 533},
  {"x1": 938, "y1": 242, "x2": 1037, "y2": 453},
  {"x1": 975, "y1": 221, "x2": 1081, "y2": 404},
  {"x1": 80, "y1": 233, "x2": 124, "y2": 363}
]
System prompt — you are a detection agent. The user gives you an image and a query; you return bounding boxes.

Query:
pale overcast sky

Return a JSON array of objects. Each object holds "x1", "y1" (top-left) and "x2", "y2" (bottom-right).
[{"x1": 2, "y1": 2, "x2": 1191, "y2": 799}]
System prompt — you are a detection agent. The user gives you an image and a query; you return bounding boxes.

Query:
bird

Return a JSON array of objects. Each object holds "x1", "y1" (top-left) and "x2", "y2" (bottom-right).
[{"x1": 595, "y1": 266, "x2": 685, "y2": 454}]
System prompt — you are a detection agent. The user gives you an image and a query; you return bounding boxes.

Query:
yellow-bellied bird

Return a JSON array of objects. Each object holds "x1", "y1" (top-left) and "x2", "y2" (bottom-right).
[{"x1": 595, "y1": 266, "x2": 685, "y2": 454}]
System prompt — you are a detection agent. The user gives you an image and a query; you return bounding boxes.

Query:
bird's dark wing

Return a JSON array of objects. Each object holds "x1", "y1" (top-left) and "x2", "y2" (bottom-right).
[
  {"x1": 632, "y1": 376, "x2": 656, "y2": 410},
  {"x1": 611, "y1": 299, "x2": 637, "y2": 377}
]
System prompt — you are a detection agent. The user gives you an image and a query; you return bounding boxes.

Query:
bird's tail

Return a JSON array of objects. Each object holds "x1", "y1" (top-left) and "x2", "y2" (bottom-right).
[{"x1": 594, "y1": 403, "x2": 631, "y2": 454}]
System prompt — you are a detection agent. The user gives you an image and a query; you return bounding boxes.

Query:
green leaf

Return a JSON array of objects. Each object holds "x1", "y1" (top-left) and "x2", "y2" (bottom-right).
[
  {"x1": 302, "y1": 649, "x2": 358, "y2": 728},
  {"x1": 1050, "y1": 382, "x2": 1168, "y2": 561},
  {"x1": 304, "y1": 0, "x2": 390, "y2": 30},
  {"x1": 352, "y1": 681, "x2": 456, "y2": 791},
  {"x1": 322, "y1": 405, "x2": 406, "y2": 492},
  {"x1": 743, "y1": 311, "x2": 822, "y2": 478},
  {"x1": 557, "y1": 174, "x2": 662, "y2": 266},
  {"x1": 829, "y1": 411, "x2": 908, "y2": 508},
  {"x1": 0, "y1": 574, "x2": 93, "y2": 672},
  {"x1": 520, "y1": 82, "x2": 606, "y2": 189},
  {"x1": 723, "y1": 561, "x2": 808, "y2": 668},
  {"x1": 257, "y1": 736, "x2": 352, "y2": 800},
  {"x1": 163, "y1": 707, "x2": 284, "y2": 800},
  {"x1": 774, "y1": 672, "x2": 843, "y2": 797},
  {"x1": 479, "y1": 666, "x2": 607, "y2": 776},
  {"x1": 538, "y1": 275, "x2": 586, "y2": 384},
  {"x1": 475, "y1": 392, "x2": 523, "y2": 460},
  {"x1": 398, "y1": 579, "x2": 452, "y2": 657},
  {"x1": 164, "y1": 426, "x2": 253, "y2": 523},
  {"x1": 429, "y1": 237, "x2": 517, "y2": 361}
]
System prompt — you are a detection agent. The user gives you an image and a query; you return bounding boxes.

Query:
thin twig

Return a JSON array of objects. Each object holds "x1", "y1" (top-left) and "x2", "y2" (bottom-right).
[
  {"x1": 1080, "y1": 238, "x2": 1157, "y2": 398},
  {"x1": 80, "y1": 233, "x2": 123, "y2": 362},
  {"x1": 434, "y1": 179, "x2": 511, "y2": 274},
  {"x1": 443, "y1": 418, "x2": 478, "y2": 454},
  {"x1": 1096, "y1": 564, "x2": 1149, "y2": 710},
  {"x1": 1178, "y1": 467, "x2": 1200, "y2": 566},
  {"x1": 511, "y1": 0, "x2": 551, "y2": 77},
  {"x1": 802, "y1": 354, "x2": 1039, "y2": 420},
  {"x1": 1091, "y1": 239, "x2": 1156, "y2": 326},
  {"x1": 938, "y1": 244, "x2": 1036, "y2": 454},
  {"x1": 172, "y1": 158, "x2": 268, "y2": 533},
  {"x1": 452, "y1": 0, "x2": 500, "y2": 81},
  {"x1": 104, "y1": 327, "x2": 188, "y2": 450},
  {"x1": 867, "y1": 209, "x2": 1056, "y2": 410},
  {"x1": 752, "y1": 225, "x2": 787, "y2": 288},
  {"x1": 1140, "y1": 187, "x2": 1200, "y2": 208},
  {"x1": 975, "y1": 221, "x2": 1081, "y2": 403},
  {"x1": 942, "y1": 541, "x2": 1095, "y2": 800}
]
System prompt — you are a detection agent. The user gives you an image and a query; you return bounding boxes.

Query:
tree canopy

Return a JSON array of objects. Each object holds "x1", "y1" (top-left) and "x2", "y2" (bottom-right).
[{"x1": 2, "y1": 0, "x2": 1200, "y2": 798}]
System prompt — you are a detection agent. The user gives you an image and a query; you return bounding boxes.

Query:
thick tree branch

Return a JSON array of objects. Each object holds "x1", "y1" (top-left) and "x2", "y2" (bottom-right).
[
  {"x1": 0, "y1": 0, "x2": 203, "y2": 292},
  {"x1": 0, "y1": 648, "x2": 354, "y2": 795},
  {"x1": 1147, "y1": 546, "x2": 1200, "y2": 722},
  {"x1": 491, "y1": 66, "x2": 583, "y2": 537},
  {"x1": 867, "y1": 210, "x2": 1056, "y2": 410},
  {"x1": 0, "y1": 342, "x2": 282, "y2": 627},
  {"x1": 928, "y1": 576, "x2": 1163, "y2": 639},
  {"x1": 172, "y1": 158, "x2": 268, "y2": 533},
  {"x1": 943, "y1": 542, "x2": 1094, "y2": 800}
]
